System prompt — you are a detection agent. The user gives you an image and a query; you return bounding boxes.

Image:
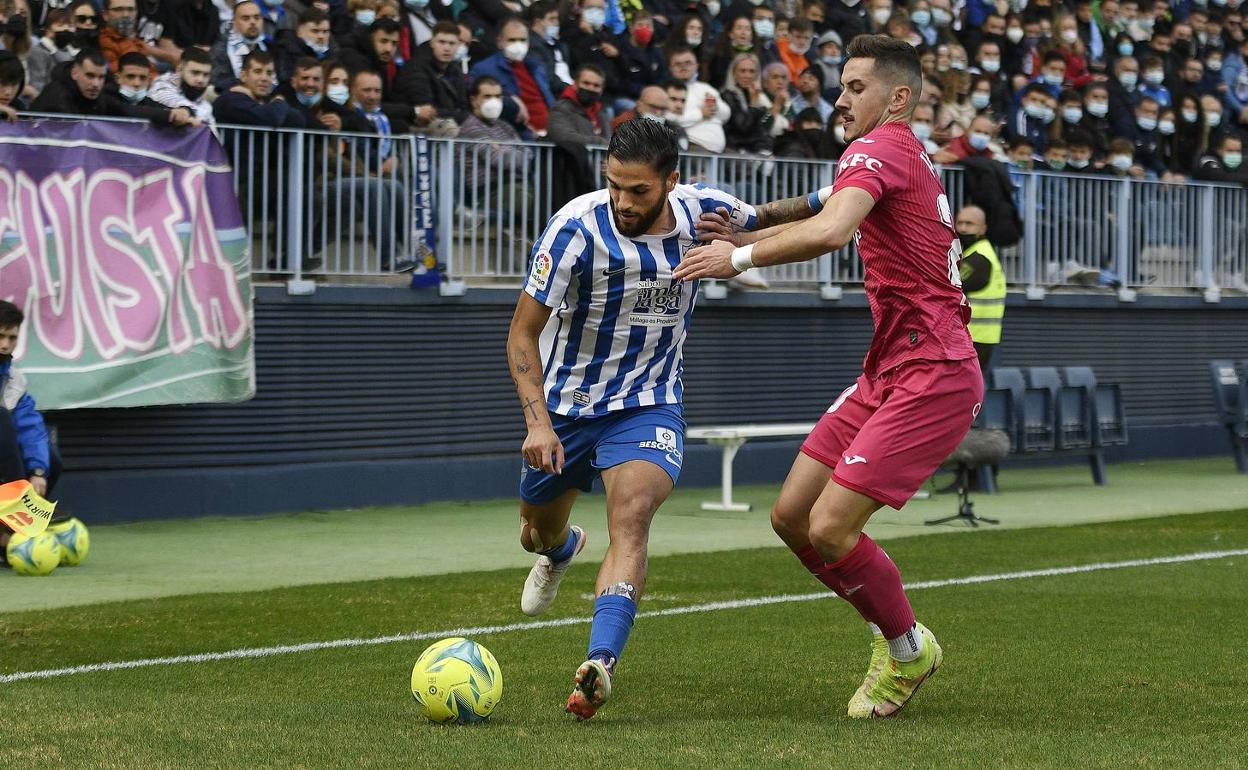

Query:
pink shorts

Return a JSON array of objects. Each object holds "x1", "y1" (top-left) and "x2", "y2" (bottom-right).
[{"x1": 800, "y1": 357, "x2": 984, "y2": 509}]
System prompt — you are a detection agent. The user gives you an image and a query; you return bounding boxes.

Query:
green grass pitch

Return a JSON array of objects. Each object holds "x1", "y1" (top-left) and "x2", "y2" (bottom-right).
[{"x1": 2, "y1": 509, "x2": 1246, "y2": 768}]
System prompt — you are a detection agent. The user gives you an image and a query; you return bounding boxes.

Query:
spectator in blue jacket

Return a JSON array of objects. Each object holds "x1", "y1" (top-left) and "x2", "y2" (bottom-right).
[
  {"x1": 1006, "y1": 82, "x2": 1055, "y2": 153},
  {"x1": 0, "y1": 301, "x2": 54, "y2": 502},
  {"x1": 469, "y1": 17, "x2": 555, "y2": 138}
]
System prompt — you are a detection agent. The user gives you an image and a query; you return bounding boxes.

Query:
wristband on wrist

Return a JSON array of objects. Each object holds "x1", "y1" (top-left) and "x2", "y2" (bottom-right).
[
  {"x1": 730, "y1": 243, "x2": 755, "y2": 273},
  {"x1": 806, "y1": 185, "x2": 835, "y2": 213}
]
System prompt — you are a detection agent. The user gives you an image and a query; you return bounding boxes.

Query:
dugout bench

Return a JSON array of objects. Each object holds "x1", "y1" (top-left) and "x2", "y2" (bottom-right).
[{"x1": 685, "y1": 423, "x2": 814, "y2": 511}]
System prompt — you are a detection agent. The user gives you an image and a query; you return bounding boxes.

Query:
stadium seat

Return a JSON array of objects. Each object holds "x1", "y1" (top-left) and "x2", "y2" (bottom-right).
[
  {"x1": 1209, "y1": 360, "x2": 1248, "y2": 473},
  {"x1": 1028, "y1": 366, "x2": 1093, "y2": 451},
  {"x1": 994, "y1": 367, "x2": 1056, "y2": 453}
]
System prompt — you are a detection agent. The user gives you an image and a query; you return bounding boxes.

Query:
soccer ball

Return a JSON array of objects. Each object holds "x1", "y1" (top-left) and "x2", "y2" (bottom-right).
[
  {"x1": 410, "y1": 637, "x2": 503, "y2": 724},
  {"x1": 5, "y1": 531, "x2": 62, "y2": 576},
  {"x1": 47, "y1": 518, "x2": 90, "y2": 566}
]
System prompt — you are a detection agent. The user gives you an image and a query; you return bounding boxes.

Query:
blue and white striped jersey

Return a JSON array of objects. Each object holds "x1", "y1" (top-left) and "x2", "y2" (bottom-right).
[{"x1": 524, "y1": 183, "x2": 757, "y2": 417}]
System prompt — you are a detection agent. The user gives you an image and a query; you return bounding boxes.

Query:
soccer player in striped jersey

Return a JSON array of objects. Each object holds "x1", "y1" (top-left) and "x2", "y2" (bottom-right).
[
  {"x1": 506, "y1": 119, "x2": 816, "y2": 721},
  {"x1": 677, "y1": 36, "x2": 982, "y2": 719}
]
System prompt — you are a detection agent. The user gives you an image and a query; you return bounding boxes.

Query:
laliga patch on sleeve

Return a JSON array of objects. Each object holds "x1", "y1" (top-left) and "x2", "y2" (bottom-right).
[
  {"x1": 727, "y1": 206, "x2": 751, "y2": 228},
  {"x1": 529, "y1": 252, "x2": 553, "y2": 291}
]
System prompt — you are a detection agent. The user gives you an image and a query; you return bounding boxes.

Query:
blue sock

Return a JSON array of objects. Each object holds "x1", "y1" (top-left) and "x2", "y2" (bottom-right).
[
  {"x1": 538, "y1": 527, "x2": 579, "y2": 563},
  {"x1": 587, "y1": 594, "x2": 637, "y2": 670}
]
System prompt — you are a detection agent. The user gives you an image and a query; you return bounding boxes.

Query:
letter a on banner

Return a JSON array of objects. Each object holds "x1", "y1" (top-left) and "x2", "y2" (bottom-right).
[{"x1": 0, "y1": 480, "x2": 57, "y2": 537}]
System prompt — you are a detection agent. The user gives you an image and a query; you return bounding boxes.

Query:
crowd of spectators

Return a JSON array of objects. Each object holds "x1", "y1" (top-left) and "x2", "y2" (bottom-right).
[{"x1": 3, "y1": 0, "x2": 1248, "y2": 237}]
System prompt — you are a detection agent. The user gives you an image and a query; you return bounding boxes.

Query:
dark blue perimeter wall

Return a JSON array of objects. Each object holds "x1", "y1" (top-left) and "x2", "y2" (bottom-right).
[{"x1": 48, "y1": 286, "x2": 1248, "y2": 523}]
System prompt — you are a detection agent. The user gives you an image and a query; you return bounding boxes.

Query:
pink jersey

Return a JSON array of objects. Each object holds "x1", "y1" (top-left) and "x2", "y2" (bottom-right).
[{"x1": 831, "y1": 121, "x2": 976, "y2": 377}]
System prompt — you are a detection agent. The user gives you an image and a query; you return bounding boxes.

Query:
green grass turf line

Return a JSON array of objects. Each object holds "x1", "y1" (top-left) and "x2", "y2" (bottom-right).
[
  {"x1": 4, "y1": 456, "x2": 1246, "y2": 612},
  {"x1": 0, "y1": 511, "x2": 1245, "y2": 768}
]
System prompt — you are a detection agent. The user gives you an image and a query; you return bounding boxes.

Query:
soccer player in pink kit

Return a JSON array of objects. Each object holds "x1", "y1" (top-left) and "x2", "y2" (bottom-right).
[{"x1": 676, "y1": 35, "x2": 982, "y2": 718}]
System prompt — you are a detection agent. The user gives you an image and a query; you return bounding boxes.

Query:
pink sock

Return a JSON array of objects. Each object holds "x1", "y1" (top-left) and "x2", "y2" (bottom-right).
[{"x1": 818, "y1": 534, "x2": 915, "y2": 638}]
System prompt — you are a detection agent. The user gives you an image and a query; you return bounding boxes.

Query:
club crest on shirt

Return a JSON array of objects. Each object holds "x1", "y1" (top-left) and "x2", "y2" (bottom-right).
[{"x1": 530, "y1": 252, "x2": 553, "y2": 291}]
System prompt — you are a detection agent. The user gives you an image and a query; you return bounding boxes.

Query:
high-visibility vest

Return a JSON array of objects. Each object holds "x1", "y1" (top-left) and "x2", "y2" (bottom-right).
[{"x1": 963, "y1": 238, "x2": 1006, "y2": 345}]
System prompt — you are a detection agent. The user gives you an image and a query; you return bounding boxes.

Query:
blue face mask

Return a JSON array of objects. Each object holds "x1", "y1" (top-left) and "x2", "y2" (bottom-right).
[
  {"x1": 355, "y1": 10, "x2": 376, "y2": 24},
  {"x1": 1117, "y1": 41, "x2": 1133, "y2": 57},
  {"x1": 297, "y1": 90, "x2": 322, "y2": 106}
]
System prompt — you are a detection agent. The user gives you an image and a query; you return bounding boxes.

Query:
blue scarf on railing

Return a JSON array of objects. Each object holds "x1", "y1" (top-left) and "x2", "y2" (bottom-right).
[{"x1": 358, "y1": 105, "x2": 392, "y2": 159}]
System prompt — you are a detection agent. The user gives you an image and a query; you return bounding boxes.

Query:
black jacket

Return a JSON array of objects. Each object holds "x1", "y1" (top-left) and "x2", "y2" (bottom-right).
[
  {"x1": 958, "y1": 155, "x2": 1023, "y2": 248},
  {"x1": 212, "y1": 89, "x2": 307, "y2": 128},
  {"x1": 338, "y1": 27, "x2": 416, "y2": 132},
  {"x1": 30, "y1": 66, "x2": 174, "y2": 124},
  {"x1": 274, "y1": 29, "x2": 335, "y2": 83},
  {"x1": 407, "y1": 45, "x2": 470, "y2": 124},
  {"x1": 720, "y1": 89, "x2": 774, "y2": 154}
]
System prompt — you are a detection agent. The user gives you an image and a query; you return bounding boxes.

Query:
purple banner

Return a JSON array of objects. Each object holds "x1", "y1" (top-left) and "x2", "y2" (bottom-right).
[{"x1": 0, "y1": 118, "x2": 253, "y2": 409}]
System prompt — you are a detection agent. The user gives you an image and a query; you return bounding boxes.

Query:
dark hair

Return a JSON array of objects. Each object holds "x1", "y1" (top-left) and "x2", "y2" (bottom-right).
[
  {"x1": 1066, "y1": 128, "x2": 1093, "y2": 150},
  {"x1": 242, "y1": 49, "x2": 275, "y2": 71},
  {"x1": 0, "y1": 52, "x2": 24, "y2": 87},
  {"x1": 607, "y1": 118, "x2": 679, "y2": 176},
  {"x1": 0, "y1": 300, "x2": 22, "y2": 329},
  {"x1": 1022, "y1": 82, "x2": 1050, "y2": 99},
  {"x1": 470, "y1": 74, "x2": 500, "y2": 96},
  {"x1": 794, "y1": 106, "x2": 823, "y2": 127},
  {"x1": 432, "y1": 19, "x2": 459, "y2": 37},
  {"x1": 1007, "y1": 136, "x2": 1034, "y2": 151},
  {"x1": 495, "y1": 15, "x2": 526, "y2": 40},
  {"x1": 180, "y1": 46, "x2": 212, "y2": 67},
  {"x1": 1107, "y1": 137, "x2": 1134, "y2": 153},
  {"x1": 844, "y1": 34, "x2": 922, "y2": 108},
  {"x1": 574, "y1": 62, "x2": 605, "y2": 81},
  {"x1": 351, "y1": 68, "x2": 382, "y2": 86},
  {"x1": 299, "y1": 6, "x2": 330, "y2": 25},
  {"x1": 800, "y1": 64, "x2": 824, "y2": 89},
  {"x1": 790, "y1": 17, "x2": 813, "y2": 34},
  {"x1": 663, "y1": 78, "x2": 687, "y2": 91},
  {"x1": 118, "y1": 51, "x2": 151, "y2": 72},
  {"x1": 1220, "y1": 133, "x2": 1243, "y2": 149},
  {"x1": 1042, "y1": 50, "x2": 1066, "y2": 67},
  {"x1": 73, "y1": 48, "x2": 108, "y2": 69},
  {"x1": 1046, "y1": 138, "x2": 1067, "y2": 151},
  {"x1": 293, "y1": 55, "x2": 321, "y2": 73},
  {"x1": 371, "y1": 17, "x2": 403, "y2": 35},
  {"x1": 525, "y1": 0, "x2": 557, "y2": 23},
  {"x1": 666, "y1": 45, "x2": 695, "y2": 62}
]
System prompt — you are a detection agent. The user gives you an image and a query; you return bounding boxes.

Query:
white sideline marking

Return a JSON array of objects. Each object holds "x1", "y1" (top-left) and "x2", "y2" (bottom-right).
[{"x1": 2, "y1": 549, "x2": 1244, "y2": 685}]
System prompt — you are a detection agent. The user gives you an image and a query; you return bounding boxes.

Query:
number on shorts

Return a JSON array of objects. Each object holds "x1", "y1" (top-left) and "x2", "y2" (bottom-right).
[{"x1": 827, "y1": 383, "x2": 859, "y2": 414}]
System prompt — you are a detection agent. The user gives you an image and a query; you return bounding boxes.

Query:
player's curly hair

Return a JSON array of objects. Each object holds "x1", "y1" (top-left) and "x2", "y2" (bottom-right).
[
  {"x1": 607, "y1": 118, "x2": 680, "y2": 177},
  {"x1": 846, "y1": 34, "x2": 923, "y2": 112}
]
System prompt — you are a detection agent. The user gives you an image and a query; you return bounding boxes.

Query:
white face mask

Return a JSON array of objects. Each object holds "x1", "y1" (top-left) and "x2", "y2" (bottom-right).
[
  {"x1": 544, "y1": 23, "x2": 559, "y2": 41},
  {"x1": 1158, "y1": 119, "x2": 1175, "y2": 134},
  {"x1": 583, "y1": 6, "x2": 606, "y2": 30},
  {"x1": 355, "y1": 10, "x2": 375, "y2": 25},
  {"x1": 503, "y1": 40, "x2": 529, "y2": 61},
  {"x1": 480, "y1": 96, "x2": 503, "y2": 120},
  {"x1": 872, "y1": 8, "x2": 891, "y2": 25},
  {"x1": 1006, "y1": 27, "x2": 1024, "y2": 43},
  {"x1": 706, "y1": 0, "x2": 721, "y2": 16},
  {"x1": 1062, "y1": 106, "x2": 1083, "y2": 123},
  {"x1": 327, "y1": 83, "x2": 350, "y2": 104},
  {"x1": 119, "y1": 85, "x2": 147, "y2": 103},
  {"x1": 1110, "y1": 154, "x2": 1133, "y2": 170},
  {"x1": 1182, "y1": 108, "x2": 1199, "y2": 123},
  {"x1": 790, "y1": 39, "x2": 810, "y2": 55},
  {"x1": 1060, "y1": 29, "x2": 1078, "y2": 44},
  {"x1": 980, "y1": 57, "x2": 1000, "y2": 73},
  {"x1": 1206, "y1": 111, "x2": 1222, "y2": 126},
  {"x1": 753, "y1": 18, "x2": 775, "y2": 39},
  {"x1": 912, "y1": 122, "x2": 932, "y2": 140},
  {"x1": 971, "y1": 92, "x2": 990, "y2": 109},
  {"x1": 968, "y1": 131, "x2": 991, "y2": 150},
  {"x1": 686, "y1": 33, "x2": 702, "y2": 46},
  {"x1": 1086, "y1": 100, "x2": 1108, "y2": 117}
]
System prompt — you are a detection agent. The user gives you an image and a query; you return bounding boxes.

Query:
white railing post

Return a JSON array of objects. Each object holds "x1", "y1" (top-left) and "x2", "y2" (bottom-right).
[
  {"x1": 1023, "y1": 172, "x2": 1044, "y2": 299},
  {"x1": 436, "y1": 138, "x2": 463, "y2": 294},
  {"x1": 1199, "y1": 185, "x2": 1218, "y2": 303},
  {"x1": 285, "y1": 130, "x2": 314, "y2": 295},
  {"x1": 1116, "y1": 177, "x2": 1137, "y2": 301}
]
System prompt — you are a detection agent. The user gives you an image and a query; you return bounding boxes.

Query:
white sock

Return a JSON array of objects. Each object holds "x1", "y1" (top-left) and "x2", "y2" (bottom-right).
[
  {"x1": 868, "y1": 623, "x2": 883, "y2": 637},
  {"x1": 887, "y1": 624, "x2": 925, "y2": 662}
]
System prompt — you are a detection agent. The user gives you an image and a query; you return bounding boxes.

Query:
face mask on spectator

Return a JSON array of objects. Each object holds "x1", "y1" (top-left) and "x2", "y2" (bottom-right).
[
  {"x1": 1068, "y1": 156, "x2": 1089, "y2": 168},
  {"x1": 932, "y1": 8, "x2": 950, "y2": 25},
  {"x1": 1206, "y1": 110, "x2": 1222, "y2": 126},
  {"x1": 1012, "y1": 157, "x2": 1031, "y2": 169},
  {"x1": 181, "y1": 81, "x2": 207, "y2": 100},
  {"x1": 1158, "y1": 118, "x2": 1175, "y2": 134},
  {"x1": 303, "y1": 37, "x2": 329, "y2": 55},
  {"x1": 1086, "y1": 99, "x2": 1108, "y2": 117},
  {"x1": 1207, "y1": 57, "x2": 1223, "y2": 72},
  {"x1": 1182, "y1": 108, "x2": 1199, "y2": 122},
  {"x1": 1110, "y1": 154, "x2": 1133, "y2": 170},
  {"x1": 634, "y1": 26, "x2": 654, "y2": 46},
  {"x1": 912, "y1": 121, "x2": 932, "y2": 140},
  {"x1": 1136, "y1": 115, "x2": 1157, "y2": 131},
  {"x1": 1062, "y1": 106, "x2": 1082, "y2": 123},
  {"x1": 355, "y1": 10, "x2": 376, "y2": 25},
  {"x1": 1024, "y1": 101, "x2": 1045, "y2": 119},
  {"x1": 111, "y1": 16, "x2": 136, "y2": 36},
  {"x1": 503, "y1": 41, "x2": 529, "y2": 61},
  {"x1": 834, "y1": 124, "x2": 846, "y2": 143},
  {"x1": 1043, "y1": 72, "x2": 1063, "y2": 86},
  {"x1": 77, "y1": 27, "x2": 99, "y2": 46},
  {"x1": 1225, "y1": 151, "x2": 1243, "y2": 168},
  {"x1": 454, "y1": 44, "x2": 468, "y2": 61},
  {"x1": 686, "y1": 33, "x2": 702, "y2": 46},
  {"x1": 980, "y1": 57, "x2": 1000, "y2": 73},
  {"x1": 480, "y1": 96, "x2": 503, "y2": 119},
  {"x1": 52, "y1": 29, "x2": 75, "y2": 48},
  {"x1": 405, "y1": 0, "x2": 429, "y2": 9},
  {"x1": 1118, "y1": 41, "x2": 1134, "y2": 56},
  {"x1": 951, "y1": 58, "x2": 966, "y2": 70},
  {"x1": 971, "y1": 91, "x2": 990, "y2": 109},
  {"x1": 119, "y1": 84, "x2": 147, "y2": 103},
  {"x1": 1048, "y1": 157, "x2": 1066, "y2": 170},
  {"x1": 543, "y1": 23, "x2": 559, "y2": 41},
  {"x1": 790, "y1": 39, "x2": 811, "y2": 54},
  {"x1": 643, "y1": 111, "x2": 665, "y2": 122},
  {"x1": 968, "y1": 130, "x2": 991, "y2": 150},
  {"x1": 872, "y1": 9, "x2": 891, "y2": 25},
  {"x1": 583, "y1": 7, "x2": 606, "y2": 30},
  {"x1": 1143, "y1": 70, "x2": 1164, "y2": 86},
  {"x1": 958, "y1": 231, "x2": 981, "y2": 249},
  {"x1": 1119, "y1": 71, "x2": 1137, "y2": 89},
  {"x1": 576, "y1": 87, "x2": 600, "y2": 107},
  {"x1": 911, "y1": 9, "x2": 930, "y2": 26},
  {"x1": 706, "y1": 0, "x2": 721, "y2": 16},
  {"x1": 753, "y1": 18, "x2": 775, "y2": 39},
  {"x1": 1041, "y1": 105, "x2": 1055, "y2": 123},
  {"x1": 1006, "y1": 27, "x2": 1024, "y2": 43},
  {"x1": 1061, "y1": 29, "x2": 1078, "y2": 44},
  {"x1": 326, "y1": 83, "x2": 350, "y2": 104},
  {"x1": 297, "y1": 90, "x2": 321, "y2": 106}
]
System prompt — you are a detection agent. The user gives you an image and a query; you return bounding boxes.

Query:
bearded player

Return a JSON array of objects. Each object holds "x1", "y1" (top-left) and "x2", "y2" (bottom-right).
[
  {"x1": 676, "y1": 35, "x2": 983, "y2": 719},
  {"x1": 507, "y1": 118, "x2": 820, "y2": 721}
]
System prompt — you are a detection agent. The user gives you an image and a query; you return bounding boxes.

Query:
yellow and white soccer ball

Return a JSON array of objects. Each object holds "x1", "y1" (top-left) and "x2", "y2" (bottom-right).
[
  {"x1": 410, "y1": 637, "x2": 503, "y2": 724},
  {"x1": 47, "y1": 518, "x2": 90, "y2": 566},
  {"x1": 5, "y1": 531, "x2": 62, "y2": 576}
]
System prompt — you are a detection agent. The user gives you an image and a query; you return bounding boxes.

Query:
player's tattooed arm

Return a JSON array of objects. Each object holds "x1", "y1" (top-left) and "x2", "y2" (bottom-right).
[{"x1": 754, "y1": 194, "x2": 820, "y2": 229}]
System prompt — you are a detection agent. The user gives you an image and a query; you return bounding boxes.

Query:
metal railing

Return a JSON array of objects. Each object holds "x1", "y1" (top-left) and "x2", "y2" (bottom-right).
[{"x1": 13, "y1": 115, "x2": 1245, "y2": 298}]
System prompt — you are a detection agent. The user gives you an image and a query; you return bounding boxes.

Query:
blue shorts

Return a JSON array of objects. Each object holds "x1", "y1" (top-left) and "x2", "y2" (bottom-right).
[{"x1": 519, "y1": 404, "x2": 686, "y2": 504}]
